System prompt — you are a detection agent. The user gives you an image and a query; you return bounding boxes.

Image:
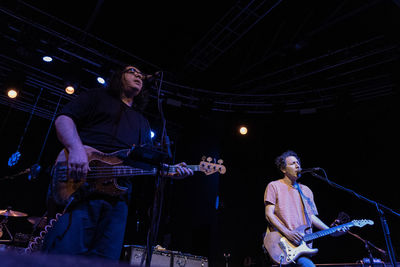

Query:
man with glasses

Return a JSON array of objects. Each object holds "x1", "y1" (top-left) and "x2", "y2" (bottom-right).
[{"x1": 42, "y1": 64, "x2": 193, "y2": 260}]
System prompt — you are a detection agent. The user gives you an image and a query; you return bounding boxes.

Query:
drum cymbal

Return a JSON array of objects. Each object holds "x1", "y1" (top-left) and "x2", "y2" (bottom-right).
[
  {"x1": 27, "y1": 216, "x2": 47, "y2": 225},
  {"x1": 0, "y1": 209, "x2": 28, "y2": 217}
]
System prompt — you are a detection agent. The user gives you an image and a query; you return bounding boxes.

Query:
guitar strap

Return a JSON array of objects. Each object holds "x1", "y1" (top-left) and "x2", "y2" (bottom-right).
[{"x1": 293, "y1": 182, "x2": 312, "y2": 228}]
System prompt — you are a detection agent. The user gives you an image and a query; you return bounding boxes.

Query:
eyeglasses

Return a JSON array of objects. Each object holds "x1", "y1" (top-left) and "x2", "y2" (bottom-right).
[{"x1": 124, "y1": 68, "x2": 146, "y2": 79}]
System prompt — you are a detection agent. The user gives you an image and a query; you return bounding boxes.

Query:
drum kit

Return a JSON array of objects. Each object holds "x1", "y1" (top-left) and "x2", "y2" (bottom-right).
[{"x1": 0, "y1": 207, "x2": 46, "y2": 247}]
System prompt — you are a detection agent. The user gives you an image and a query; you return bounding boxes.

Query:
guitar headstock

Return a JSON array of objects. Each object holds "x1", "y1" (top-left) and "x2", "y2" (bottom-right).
[
  {"x1": 352, "y1": 219, "x2": 374, "y2": 228},
  {"x1": 199, "y1": 156, "x2": 226, "y2": 175}
]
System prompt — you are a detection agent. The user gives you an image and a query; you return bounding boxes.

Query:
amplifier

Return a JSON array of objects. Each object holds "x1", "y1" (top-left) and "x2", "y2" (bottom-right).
[
  {"x1": 173, "y1": 252, "x2": 208, "y2": 267},
  {"x1": 122, "y1": 245, "x2": 208, "y2": 267}
]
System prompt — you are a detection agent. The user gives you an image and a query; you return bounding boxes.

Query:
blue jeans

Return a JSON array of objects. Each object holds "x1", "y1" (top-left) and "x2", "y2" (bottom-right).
[
  {"x1": 42, "y1": 198, "x2": 128, "y2": 260},
  {"x1": 288, "y1": 256, "x2": 316, "y2": 267}
]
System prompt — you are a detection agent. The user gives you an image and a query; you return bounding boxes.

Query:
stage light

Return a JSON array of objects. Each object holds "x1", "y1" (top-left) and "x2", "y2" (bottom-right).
[
  {"x1": 7, "y1": 88, "x2": 18, "y2": 98},
  {"x1": 65, "y1": 85, "x2": 75, "y2": 94},
  {"x1": 97, "y1": 77, "x2": 106, "y2": 85},
  {"x1": 42, "y1": 56, "x2": 53, "y2": 62},
  {"x1": 239, "y1": 126, "x2": 248, "y2": 135},
  {"x1": 8, "y1": 151, "x2": 21, "y2": 167},
  {"x1": 215, "y1": 195, "x2": 220, "y2": 210},
  {"x1": 150, "y1": 131, "x2": 155, "y2": 139},
  {"x1": 64, "y1": 80, "x2": 78, "y2": 95}
]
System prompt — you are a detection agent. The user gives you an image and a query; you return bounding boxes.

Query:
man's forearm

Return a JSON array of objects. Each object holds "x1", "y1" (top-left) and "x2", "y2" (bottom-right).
[
  {"x1": 54, "y1": 115, "x2": 84, "y2": 150},
  {"x1": 311, "y1": 214, "x2": 329, "y2": 230}
]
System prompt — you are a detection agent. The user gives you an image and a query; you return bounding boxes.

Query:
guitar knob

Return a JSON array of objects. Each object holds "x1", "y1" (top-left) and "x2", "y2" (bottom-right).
[{"x1": 217, "y1": 159, "x2": 223, "y2": 164}]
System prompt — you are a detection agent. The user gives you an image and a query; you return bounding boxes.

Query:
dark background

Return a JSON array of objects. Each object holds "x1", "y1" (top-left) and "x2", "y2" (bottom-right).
[{"x1": 1, "y1": 1, "x2": 399, "y2": 266}]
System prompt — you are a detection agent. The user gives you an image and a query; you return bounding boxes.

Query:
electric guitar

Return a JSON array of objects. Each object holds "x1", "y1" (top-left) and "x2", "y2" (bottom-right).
[
  {"x1": 51, "y1": 145, "x2": 226, "y2": 205},
  {"x1": 263, "y1": 219, "x2": 374, "y2": 265}
]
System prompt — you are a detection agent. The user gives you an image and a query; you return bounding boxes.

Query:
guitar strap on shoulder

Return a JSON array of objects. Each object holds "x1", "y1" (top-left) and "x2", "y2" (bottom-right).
[{"x1": 294, "y1": 182, "x2": 312, "y2": 227}]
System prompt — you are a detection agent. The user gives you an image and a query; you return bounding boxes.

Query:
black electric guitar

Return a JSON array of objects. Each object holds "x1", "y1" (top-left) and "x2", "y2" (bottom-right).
[
  {"x1": 51, "y1": 145, "x2": 226, "y2": 205},
  {"x1": 263, "y1": 219, "x2": 374, "y2": 265}
]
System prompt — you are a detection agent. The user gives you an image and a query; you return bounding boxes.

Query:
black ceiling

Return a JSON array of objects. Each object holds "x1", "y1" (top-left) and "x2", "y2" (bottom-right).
[{"x1": 1, "y1": 0, "x2": 399, "y2": 117}]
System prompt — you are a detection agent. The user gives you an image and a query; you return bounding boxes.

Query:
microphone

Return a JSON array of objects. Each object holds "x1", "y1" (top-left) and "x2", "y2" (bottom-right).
[
  {"x1": 0, "y1": 163, "x2": 41, "y2": 181},
  {"x1": 299, "y1": 167, "x2": 321, "y2": 174},
  {"x1": 145, "y1": 71, "x2": 162, "y2": 82},
  {"x1": 28, "y1": 163, "x2": 41, "y2": 180}
]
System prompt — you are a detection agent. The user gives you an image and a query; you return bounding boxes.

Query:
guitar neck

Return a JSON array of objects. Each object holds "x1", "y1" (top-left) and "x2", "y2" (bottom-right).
[
  {"x1": 110, "y1": 166, "x2": 157, "y2": 177},
  {"x1": 303, "y1": 222, "x2": 354, "y2": 242},
  {"x1": 168, "y1": 165, "x2": 199, "y2": 173},
  {"x1": 110, "y1": 165, "x2": 200, "y2": 178}
]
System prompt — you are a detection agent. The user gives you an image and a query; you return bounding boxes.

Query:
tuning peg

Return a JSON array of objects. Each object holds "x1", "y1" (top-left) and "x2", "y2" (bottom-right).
[
  {"x1": 207, "y1": 157, "x2": 212, "y2": 162},
  {"x1": 201, "y1": 156, "x2": 206, "y2": 161},
  {"x1": 217, "y1": 159, "x2": 224, "y2": 164}
]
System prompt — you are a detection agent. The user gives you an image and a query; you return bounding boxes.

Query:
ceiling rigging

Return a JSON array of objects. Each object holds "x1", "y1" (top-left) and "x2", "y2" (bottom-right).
[{"x1": 0, "y1": 0, "x2": 398, "y2": 119}]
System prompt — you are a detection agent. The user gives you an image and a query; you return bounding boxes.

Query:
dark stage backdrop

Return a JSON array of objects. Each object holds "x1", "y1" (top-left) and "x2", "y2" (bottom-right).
[{"x1": 0, "y1": 93, "x2": 399, "y2": 266}]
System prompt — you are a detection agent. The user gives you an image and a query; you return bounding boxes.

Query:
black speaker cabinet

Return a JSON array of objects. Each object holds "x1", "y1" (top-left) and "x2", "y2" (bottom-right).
[{"x1": 123, "y1": 245, "x2": 208, "y2": 267}]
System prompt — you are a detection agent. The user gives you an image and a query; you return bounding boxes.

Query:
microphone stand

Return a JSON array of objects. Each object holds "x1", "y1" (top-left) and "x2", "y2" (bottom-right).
[
  {"x1": 143, "y1": 71, "x2": 172, "y2": 267},
  {"x1": 347, "y1": 230, "x2": 387, "y2": 265},
  {"x1": 144, "y1": 165, "x2": 165, "y2": 267},
  {"x1": 309, "y1": 170, "x2": 399, "y2": 266}
]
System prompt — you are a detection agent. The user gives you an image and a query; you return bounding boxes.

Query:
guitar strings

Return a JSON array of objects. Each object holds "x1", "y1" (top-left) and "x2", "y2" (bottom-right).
[
  {"x1": 54, "y1": 164, "x2": 219, "y2": 180},
  {"x1": 55, "y1": 170, "x2": 158, "y2": 179},
  {"x1": 56, "y1": 165, "x2": 198, "y2": 171},
  {"x1": 55, "y1": 166, "x2": 186, "y2": 179}
]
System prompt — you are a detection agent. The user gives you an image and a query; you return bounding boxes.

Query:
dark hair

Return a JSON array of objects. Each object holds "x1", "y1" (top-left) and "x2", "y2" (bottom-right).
[
  {"x1": 275, "y1": 150, "x2": 301, "y2": 173},
  {"x1": 107, "y1": 64, "x2": 149, "y2": 111}
]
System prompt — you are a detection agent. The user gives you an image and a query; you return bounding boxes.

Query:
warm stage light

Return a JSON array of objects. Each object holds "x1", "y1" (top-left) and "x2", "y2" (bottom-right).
[
  {"x1": 7, "y1": 88, "x2": 18, "y2": 98},
  {"x1": 65, "y1": 85, "x2": 75, "y2": 94},
  {"x1": 239, "y1": 126, "x2": 248, "y2": 135}
]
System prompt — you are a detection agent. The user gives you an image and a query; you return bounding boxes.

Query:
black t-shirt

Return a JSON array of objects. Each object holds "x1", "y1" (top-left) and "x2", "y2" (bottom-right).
[
  {"x1": 58, "y1": 89, "x2": 152, "y2": 152},
  {"x1": 54, "y1": 89, "x2": 152, "y2": 203}
]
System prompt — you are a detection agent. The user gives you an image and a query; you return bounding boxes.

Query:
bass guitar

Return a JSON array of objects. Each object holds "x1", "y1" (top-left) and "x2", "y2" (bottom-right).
[
  {"x1": 263, "y1": 219, "x2": 374, "y2": 265},
  {"x1": 51, "y1": 145, "x2": 226, "y2": 205}
]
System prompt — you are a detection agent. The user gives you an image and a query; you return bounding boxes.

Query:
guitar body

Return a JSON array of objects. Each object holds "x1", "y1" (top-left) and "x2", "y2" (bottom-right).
[
  {"x1": 264, "y1": 225, "x2": 318, "y2": 265},
  {"x1": 51, "y1": 146, "x2": 131, "y2": 205},
  {"x1": 26, "y1": 147, "x2": 226, "y2": 254},
  {"x1": 263, "y1": 219, "x2": 374, "y2": 265}
]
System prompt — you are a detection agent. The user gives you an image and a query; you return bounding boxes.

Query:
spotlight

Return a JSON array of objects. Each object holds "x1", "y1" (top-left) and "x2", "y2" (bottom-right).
[
  {"x1": 215, "y1": 195, "x2": 220, "y2": 210},
  {"x1": 4, "y1": 71, "x2": 25, "y2": 98},
  {"x1": 42, "y1": 56, "x2": 53, "y2": 62},
  {"x1": 7, "y1": 88, "x2": 18, "y2": 98},
  {"x1": 65, "y1": 85, "x2": 75, "y2": 95},
  {"x1": 8, "y1": 151, "x2": 21, "y2": 167},
  {"x1": 97, "y1": 77, "x2": 106, "y2": 85},
  {"x1": 150, "y1": 130, "x2": 155, "y2": 139},
  {"x1": 239, "y1": 126, "x2": 248, "y2": 135}
]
